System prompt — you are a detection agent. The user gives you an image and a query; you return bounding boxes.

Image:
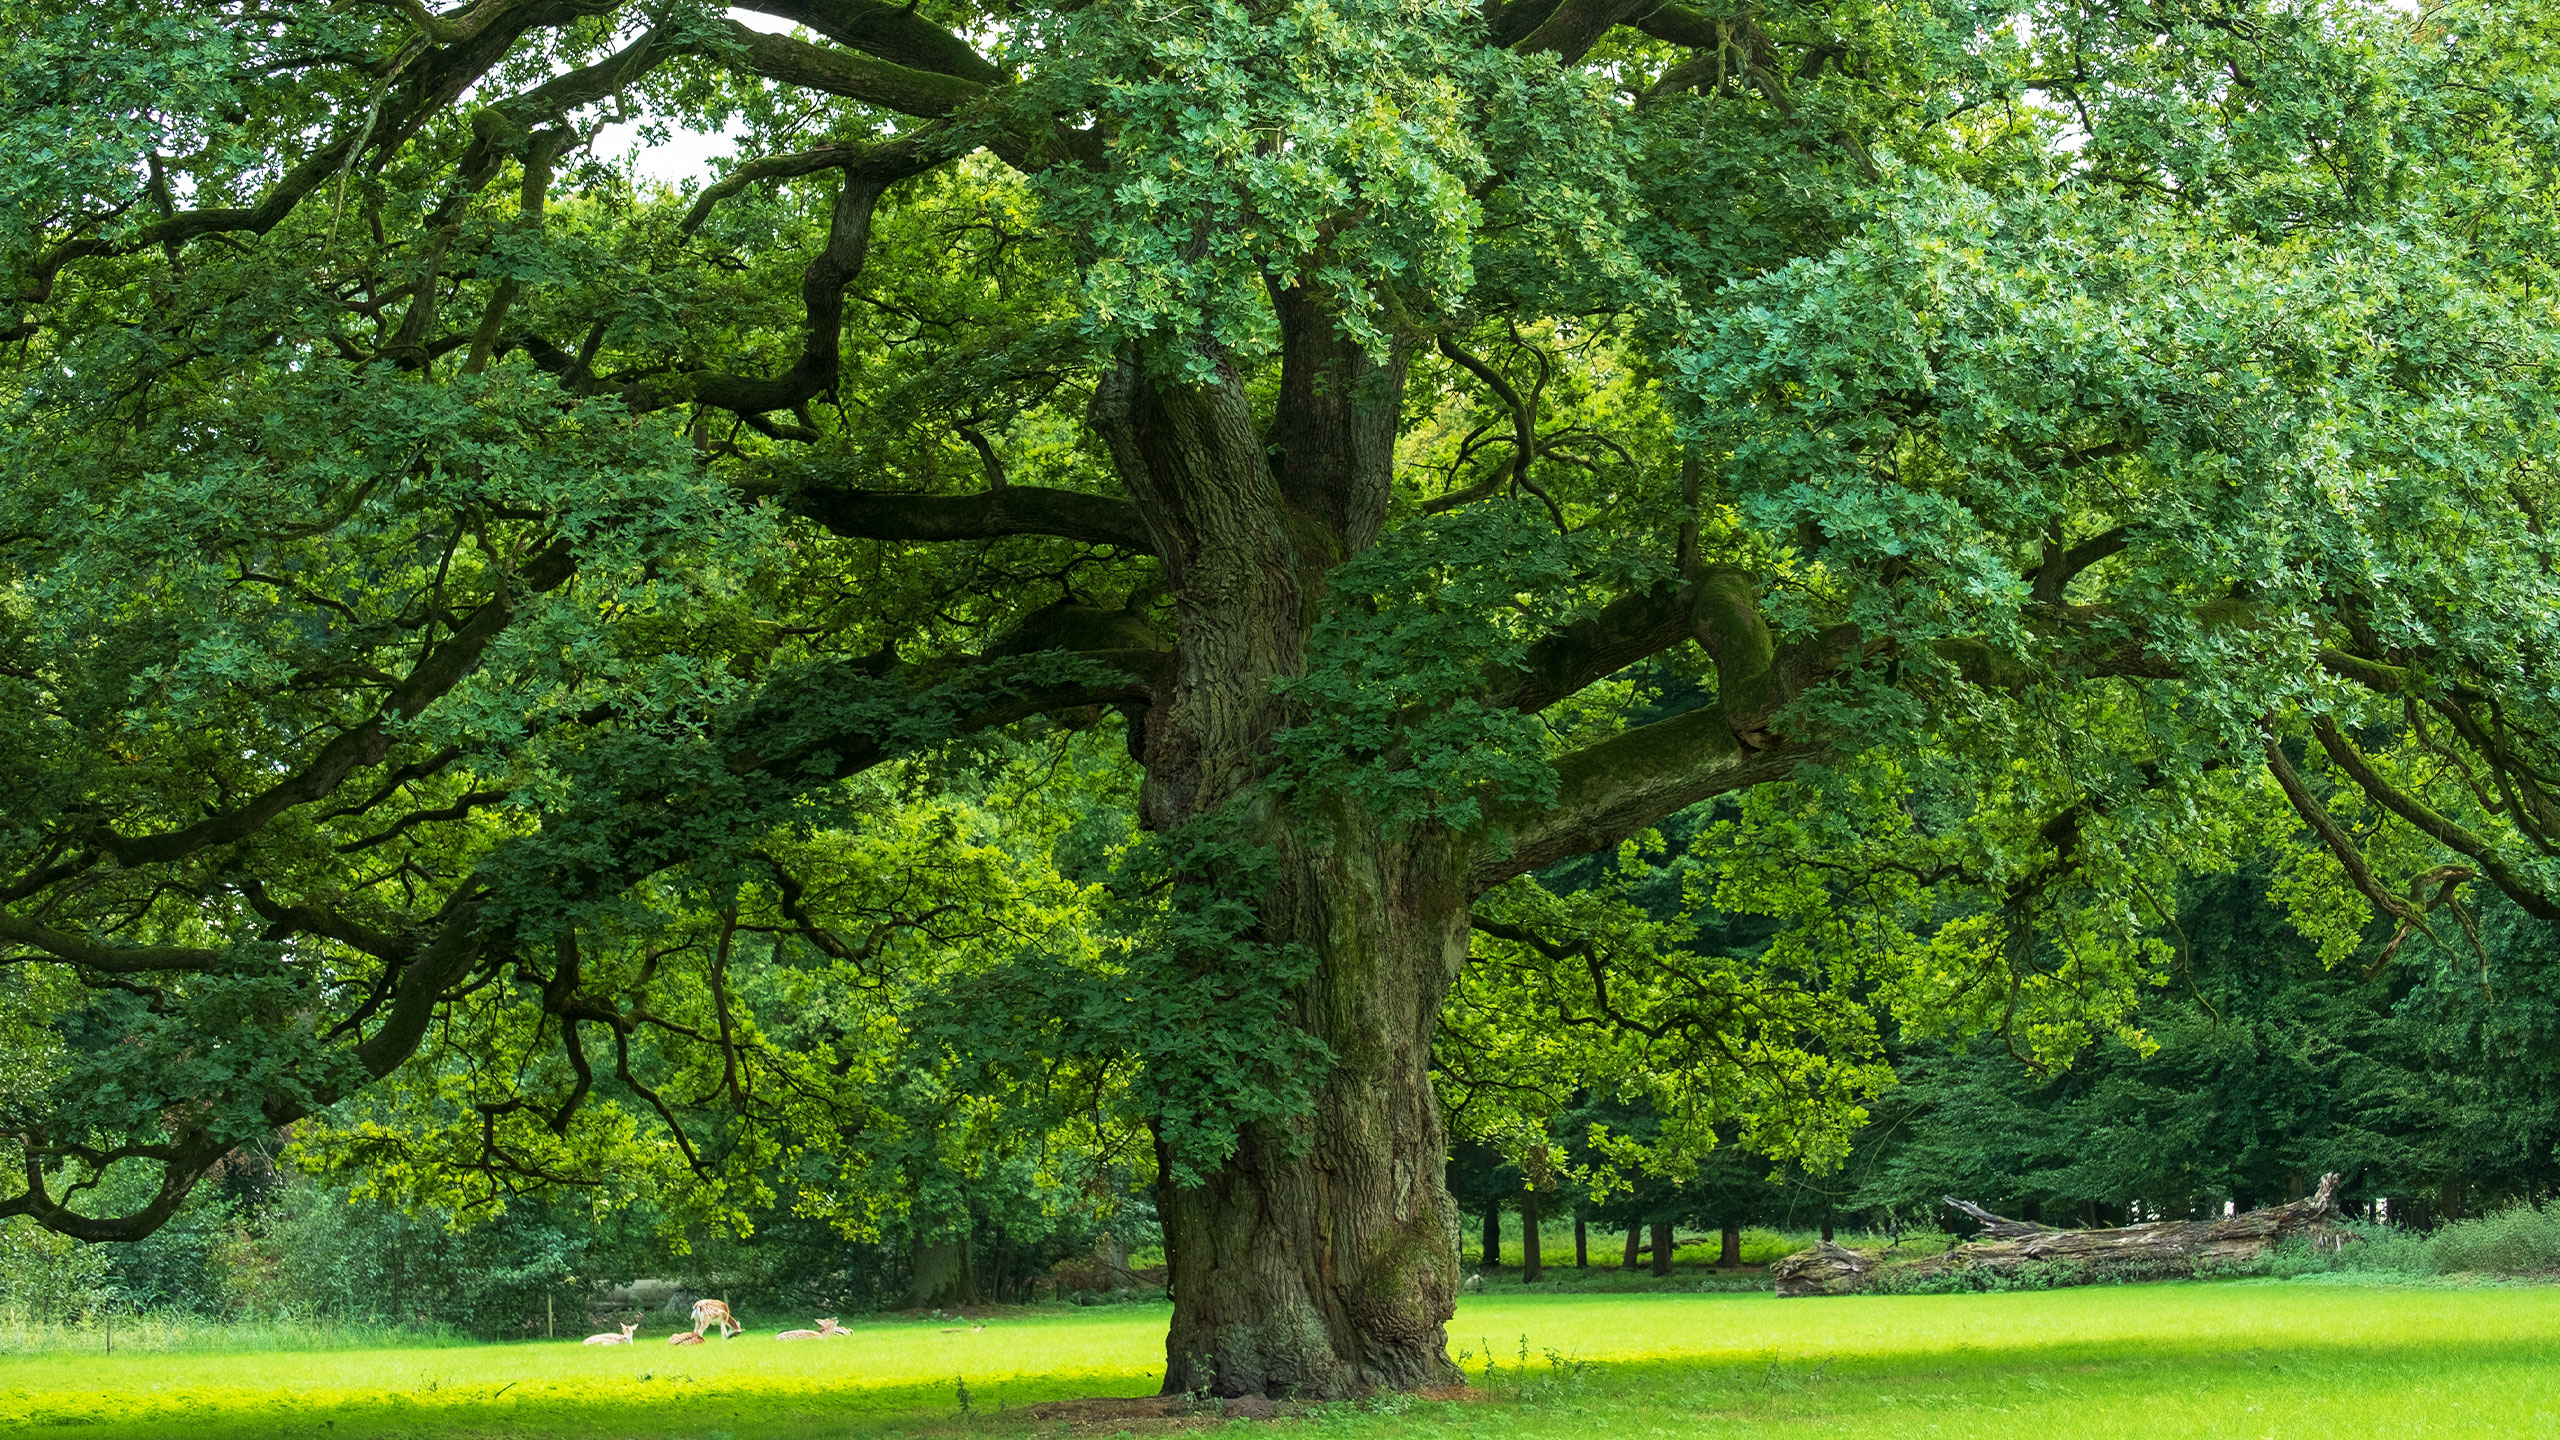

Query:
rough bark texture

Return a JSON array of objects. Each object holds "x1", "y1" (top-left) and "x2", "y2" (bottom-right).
[
  {"x1": 1771, "y1": 1241, "x2": 1872, "y2": 1297},
  {"x1": 1096, "y1": 335, "x2": 1463, "y2": 1400},
  {"x1": 1082, "y1": 264, "x2": 1783, "y2": 1390},
  {"x1": 1775, "y1": 1174, "x2": 2349, "y2": 1297},
  {"x1": 1926, "y1": 1173, "x2": 2345, "y2": 1272},
  {"x1": 1149, "y1": 822, "x2": 1468, "y2": 1398}
]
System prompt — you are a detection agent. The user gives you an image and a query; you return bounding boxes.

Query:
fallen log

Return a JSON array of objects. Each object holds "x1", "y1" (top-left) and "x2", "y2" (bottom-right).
[
  {"x1": 1771, "y1": 1241, "x2": 1874, "y2": 1297},
  {"x1": 1775, "y1": 1173, "x2": 2349, "y2": 1297}
]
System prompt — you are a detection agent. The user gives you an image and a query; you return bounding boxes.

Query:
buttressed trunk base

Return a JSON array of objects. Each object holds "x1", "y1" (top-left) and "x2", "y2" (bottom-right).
[{"x1": 1155, "y1": 829, "x2": 1468, "y2": 1399}]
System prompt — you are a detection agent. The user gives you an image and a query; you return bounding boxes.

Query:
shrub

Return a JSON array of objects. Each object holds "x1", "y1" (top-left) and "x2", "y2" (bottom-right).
[
  {"x1": 2427, "y1": 1205, "x2": 2560, "y2": 1276},
  {"x1": 1864, "y1": 1256, "x2": 2199, "y2": 1295},
  {"x1": 2233, "y1": 1222, "x2": 2431, "y2": 1279}
]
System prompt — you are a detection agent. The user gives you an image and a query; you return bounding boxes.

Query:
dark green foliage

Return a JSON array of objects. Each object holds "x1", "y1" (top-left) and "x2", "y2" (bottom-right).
[{"x1": 1845, "y1": 875, "x2": 2560, "y2": 1227}]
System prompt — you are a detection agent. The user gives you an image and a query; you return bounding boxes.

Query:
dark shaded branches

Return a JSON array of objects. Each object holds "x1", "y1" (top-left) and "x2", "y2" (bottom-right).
[
  {"x1": 87, "y1": 540, "x2": 575, "y2": 872},
  {"x1": 0, "y1": 640, "x2": 1164, "y2": 1240},
  {"x1": 782, "y1": 480, "x2": 1157, "y2": 554}
]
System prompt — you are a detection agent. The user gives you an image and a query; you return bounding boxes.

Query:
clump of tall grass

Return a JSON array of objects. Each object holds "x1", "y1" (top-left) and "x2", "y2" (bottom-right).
[
  {"x1": 2242, "y1": 1221, "x2": 2433, "y2": 1279},
  {"x1": 2241, "y1": 1204, "x2": 2560, "y2": 1281}
]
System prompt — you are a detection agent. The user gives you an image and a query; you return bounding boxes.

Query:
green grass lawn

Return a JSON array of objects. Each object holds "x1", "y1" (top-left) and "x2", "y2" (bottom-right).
[{"x1": 4, "y1": 1281, "x2": 2557, "y2": 1437}]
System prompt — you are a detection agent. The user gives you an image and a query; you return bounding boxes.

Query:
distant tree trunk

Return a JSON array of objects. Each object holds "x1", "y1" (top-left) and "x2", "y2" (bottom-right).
[
  {"x1": 1574, "y1": 1217, "x2": 1588, "y2": 1268},
  {"x1": 1097, "y1": 1232, "x2": 1136, "y2": 1287},
  {"x1": 1820, "y1": 1212, "x2": 1834, "y2": 1242},
  {"x1": 1483, "y1": 1202, "x2": 1502, "y2": 1267},
  {"x1": 1624, "y1": 1224, "x2": 1641, "y2": 1269},
  {"x1": 1521, "y1": 1190, "x2": 1543, "y2": 1282},
  {"x1": 1649, "y1": 1221, "x2": 1675, "y2": 1277},
  {"x1": 2440, "y1": 1177, "x2": 2465, "y2": 1222},
  {"x1": 1719, "y1": 1223, "x2": 1741, "y2": 1269},
  {"x1": 911, "y1": 1236, "x2": 976, "y2": 1308}
]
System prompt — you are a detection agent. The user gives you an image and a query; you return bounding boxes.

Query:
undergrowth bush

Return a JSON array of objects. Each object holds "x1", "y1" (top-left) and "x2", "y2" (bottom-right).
[
  {"x1": 1863, "y1": 1257, "x2": 2198, "y2": 1295},
  {"x1": 2425, "y1": 1205, "x2": 2560, "y2": 1275},
  {"x1": 2200, "y1": 1208, "x2": 2560, "y2": 1283},
  {"x1": 2239, "y1": 1223, "x2": 2432, "y2": 1279}
]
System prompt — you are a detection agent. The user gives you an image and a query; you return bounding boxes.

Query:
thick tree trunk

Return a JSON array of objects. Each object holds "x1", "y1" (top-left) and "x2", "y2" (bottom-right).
[
  {"x1": 1521, "y1": 1190, "x2": 1543, "y2": 1282},
  {"x1": 1649, "y1": 1221, "x2": 1674, "y2": 1277},
  {"x1": 1150, "y1": 829, "x2": 1466, "y2": 1397},
  {"x1": 1624, "y1": 1224, "x2": 1641, "y2": 1269},
  {"x1": 1719, "y1": 1223, "x2": 1741, "y2": 1269},
  {"x1": 1574, "y1": 1217, "x2": 1587, "y2": 1268},
  {"x1": 1097, "y1": 335, "x2": 1460, "y2": 1400}
]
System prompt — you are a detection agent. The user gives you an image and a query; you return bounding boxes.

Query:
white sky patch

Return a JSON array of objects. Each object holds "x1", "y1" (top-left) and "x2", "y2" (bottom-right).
[{"x1": 588, "y1": 7, "x2": 797, "y2": 188}]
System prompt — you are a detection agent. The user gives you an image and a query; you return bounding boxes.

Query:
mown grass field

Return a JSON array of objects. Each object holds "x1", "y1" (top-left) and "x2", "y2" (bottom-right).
[{"x1": 5, "y1": 1281, "x2": 2557, "y2": 1438}]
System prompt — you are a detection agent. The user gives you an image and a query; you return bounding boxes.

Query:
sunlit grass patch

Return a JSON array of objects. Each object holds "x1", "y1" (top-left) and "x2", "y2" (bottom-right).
[{"x1": 5, "y1": 1283, "x2": 2559, "y2": 1437}]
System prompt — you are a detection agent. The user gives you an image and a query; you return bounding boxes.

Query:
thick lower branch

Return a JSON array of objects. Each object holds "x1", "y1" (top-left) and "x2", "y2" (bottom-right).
[
  {"x1": 1, "y1": 646, "x2": 1165, "y2": 1243},
  {"x1": 1474, "y1": 708, "x2": 1803, "y2": 891},
  {"x1": 715, "y1": 19, "x2": 986, "y2": 118},
  {"x1": 2309, "y1": 717, "x2": 2560, "y2": 922},
  {"x1": 784, "y1": 481, "x2": 1158, "y2": 553},
  {"x1": 733, "y1": 0, "x2": 1003, "y2": 83}
]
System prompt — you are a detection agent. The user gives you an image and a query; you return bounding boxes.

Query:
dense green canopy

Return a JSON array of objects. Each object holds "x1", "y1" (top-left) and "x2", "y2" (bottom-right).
[{"x1": 5, "y1": 0, "x2": 2560, "y2": 1396}]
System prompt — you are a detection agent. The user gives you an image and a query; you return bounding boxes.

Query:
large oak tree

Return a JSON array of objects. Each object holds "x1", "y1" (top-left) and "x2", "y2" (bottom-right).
[{"x1": 6, "y1": 0, "x2": 2560, "y2": 1400}]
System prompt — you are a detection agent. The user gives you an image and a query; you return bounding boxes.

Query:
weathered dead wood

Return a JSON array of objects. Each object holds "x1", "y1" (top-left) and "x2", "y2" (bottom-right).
[
  {"x1": 1771, "y1": 1241, "x2": 1874, "y2": 1297},
  {"x1": 1775, "y1": 1174, "x2": 2349, "y2": 1296}
]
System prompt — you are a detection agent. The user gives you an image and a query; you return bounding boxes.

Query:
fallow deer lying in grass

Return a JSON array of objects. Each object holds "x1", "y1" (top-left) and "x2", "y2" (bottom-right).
[
  {"x1": 689, "y1": 1298, "x2": 741, "y2": 1339},
  {"x1": 776, "y1": 1318, "x2": 845, "y2": 1341},
  {"x1": 582, "y1": 1323, "x2": 637, "y2": 1346},
  {"x1": 666, "y1": 1331, "x2": 704, "y2": 1346}
]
